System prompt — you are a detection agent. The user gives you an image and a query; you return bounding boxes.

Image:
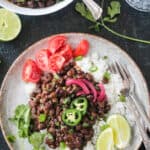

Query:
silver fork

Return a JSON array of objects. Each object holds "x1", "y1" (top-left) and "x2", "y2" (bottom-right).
[{"x1": 109, "y1": 61, "x2": 150, "y2": 149}]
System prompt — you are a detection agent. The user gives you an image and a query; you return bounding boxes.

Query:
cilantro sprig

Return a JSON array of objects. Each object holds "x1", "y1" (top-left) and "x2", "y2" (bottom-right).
[{"x1": 75, "y1": 1, "x2": 150, "y2": 44}]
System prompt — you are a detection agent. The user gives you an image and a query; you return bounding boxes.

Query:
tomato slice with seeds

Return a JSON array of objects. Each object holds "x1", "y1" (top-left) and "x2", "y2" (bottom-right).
[
  {"x1": 48, "y1": 35, "x2": 67, "y2": 54},
  {"x1": 36, "y1": 49, "x2": 51, "y2": 72},
  {"x1": 74, "y1": 40, "x2": 89, "y2": 57},
  {"x1": 22, "y1": 59, "x2": 41, "y2": 83},
  {"x1": 49, "y1": 54, "x2": 65, "y2": 72},
  {"x1": 59, "y1": 44, "x2": 73, "y2": 62}
]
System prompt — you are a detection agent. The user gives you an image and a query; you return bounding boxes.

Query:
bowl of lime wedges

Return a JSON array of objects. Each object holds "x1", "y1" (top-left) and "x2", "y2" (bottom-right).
[{"x1": 0, "y1": 0, "x2": 73, "y2": 16}]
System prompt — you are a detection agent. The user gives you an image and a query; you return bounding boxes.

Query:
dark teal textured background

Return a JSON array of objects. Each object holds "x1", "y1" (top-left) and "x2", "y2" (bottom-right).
[{"x1": 0, "y1": 0, "x2": 149, "y2": 149}]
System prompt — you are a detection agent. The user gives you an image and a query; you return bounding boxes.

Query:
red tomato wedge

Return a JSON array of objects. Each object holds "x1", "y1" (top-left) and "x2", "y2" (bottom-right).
[
  {"x1": 49, "y1": 54, "x2": 65, "y2": 72},
  {"x1": 48, "y1": 35, "x2": 67, "y2": 54},
  {"x1": 36, "y1": 49, "x2": 51, "y2": 72},
  {"x1": 22, "y1": 59, "x2": 41, "y2": 83},
  {"x1": 59, "y1": 44, "x2": 73, "y2": 62},
  {"x1": 74, "y1": 40, "x2": 89, "y2": 57}
]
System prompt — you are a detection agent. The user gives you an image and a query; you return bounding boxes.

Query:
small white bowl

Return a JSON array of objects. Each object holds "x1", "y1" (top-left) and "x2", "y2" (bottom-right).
[{"x1": 0, "y1": 0, "x2": 73, "y2": 16}]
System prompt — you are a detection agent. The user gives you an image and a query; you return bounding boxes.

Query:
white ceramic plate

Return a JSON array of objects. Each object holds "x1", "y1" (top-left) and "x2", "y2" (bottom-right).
[
  {"x1": 0, "y1": 33, "x2": 149, "y2": 150},
  {"x1": 0, "y1": 0, "x2": 73, "y2": 16}
]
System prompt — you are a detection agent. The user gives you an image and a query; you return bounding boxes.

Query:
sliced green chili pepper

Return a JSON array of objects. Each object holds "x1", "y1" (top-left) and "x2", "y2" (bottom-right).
[
  {"x1": 89, "y1": 65, "x2": 98, "y2": 72},
  {"x1": 82, "y1": 122, "x2": 89, "y2": 128},
  {"x1": 75, "y1": 56, "x2": 83, "y2": 61},
  {"x1": 71, "y1": 97, "x2": 88, "y2": 115},
  {"x1": 39, "y1": 114, "x2": 46, "y2": 123},
  {"x1": 103, "y1": 71, "x2": 111, "y2": 81},
  {"x1": 62, "y1": 109, "x2": 82, "y2": 126}
]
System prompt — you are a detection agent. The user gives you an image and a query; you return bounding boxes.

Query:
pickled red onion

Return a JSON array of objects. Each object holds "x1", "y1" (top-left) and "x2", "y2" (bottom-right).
[{"x1": 66, "y1": 79, "x2": 90, "y2": 94}]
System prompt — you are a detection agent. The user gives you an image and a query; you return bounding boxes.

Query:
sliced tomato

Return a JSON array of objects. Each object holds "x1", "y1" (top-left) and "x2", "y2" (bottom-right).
[
  {"x1": 49, "y1": 54, "x2": 65, "y2": 72},
  {"x1": 48, "y1": 35, "x2": 67, "y2": 54},
  {"x1": 73, "y1": 40, "x2": 89, "y2": 57},
  {"x1": 59, "y1": 44, "x2": 73, "y2": 62},
  {"x1": 36, "y1": 49, "x2": 51, "y2": 72},
  {"x1": 22, "y1": 59, "x2": 41, "y2": 83}
]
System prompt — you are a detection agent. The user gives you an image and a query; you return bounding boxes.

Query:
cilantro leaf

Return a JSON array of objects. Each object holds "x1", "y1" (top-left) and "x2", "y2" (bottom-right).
[
  {"x1": 75, "y1": 2, "x2": 96, "y2": 22},
  {"x1": 59, "y1": 142, "x2": 67, "y2": 150},
  {"x1": 107, "y1": 1, "x2": 121, "y2": 19},
  {"x1": 7, "y1": 134, "x2": 16, "y2": 143},
  {"x1": 103, "y1": 16, "x2": 118, "y2": 23},
  {"x1": 9, "y1": 104, "x2": 31, "y2": 138},
  {"x1": 29, "y1": 132, "x2": 45, "y2": 150},
  {"x1": 46, "y1": 133, "x2": 54, "y2": 140}
]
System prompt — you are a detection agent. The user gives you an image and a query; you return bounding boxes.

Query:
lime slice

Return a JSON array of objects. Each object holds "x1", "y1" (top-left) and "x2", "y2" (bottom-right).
[
  {"x1": 96, "y1": 128, "x2": 115, "y2": 150},
  {"x1": 107, "y1": 114, "x2": 131, "y2": 149},
  {"x1": 0, "y1": 9, "x2": 21, "y2": 41}
]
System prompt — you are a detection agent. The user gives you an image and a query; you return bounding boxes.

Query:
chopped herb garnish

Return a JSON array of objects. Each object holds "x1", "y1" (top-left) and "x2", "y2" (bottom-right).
[
  {"x1": 46, "y1": 133, "x2": 54, "y2": 140},
  {"x1": 59, "y1": 142, "x2": 67, "y2": 150},
  {"x1": 54, "y1": 73, "x2": 60, "y2": 79},
  {"x1": 89, "y1": 65, "x2": 98, "y2": 72},
  {"x1": 39, "y1": 114, "x2": 46, "y2": 123},
  {"x1": 103, "y1": 71, "x2": 111, "y2": 81},
  {"x1": 9, "y1": 104, "x2": 31, "y2": 138},
  {"x1": 82, "y1": 122, "x2": 89, "y2": 127},
  {"x1": 68, "y1": 128, "x2": 74, "y2": 134},
  {"x1": 29, "y1": 132, "x2": 45, "y2": 150},
  {"x1": 90, "y1": 116, "x2": 94, "y2": 120},
  {"x1": 63, "y1": 97, "x2": 71, "y2": 104},
  {"x1": 7, "y1": 134, "x2": 16, "y2": 143},
  {"x1": 100, "y1": 124, "x2": 110, "y2": 131},
  {"x1": 103, "y1": 115, "x2": 108, "y2": 121},
  {"x1": 75, "y1": 56, "x2": 83, "y2": 61},
  {"x1": 39, "y1": 146, "x2": 45, "y2": 150},
  {"x1": 103, "y1": 56, "x2": 108, "y2": 60},
  {"x1": 55, "y1": 121, "x2": 60, "y2": 127},
  {"x1": 119, "y1": 94, "x2": 126, "y2": 102}
]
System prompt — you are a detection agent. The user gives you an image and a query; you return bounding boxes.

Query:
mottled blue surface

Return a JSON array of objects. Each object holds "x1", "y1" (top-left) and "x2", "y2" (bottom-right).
[{"x1": 0, "y1": 1, "x2": 149, "y2": 150}]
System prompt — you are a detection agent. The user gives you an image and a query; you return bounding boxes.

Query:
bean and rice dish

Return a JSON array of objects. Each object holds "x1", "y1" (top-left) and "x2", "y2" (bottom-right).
[{"x1": 29, "y1": 61, "x2": 110, "y2": 149}]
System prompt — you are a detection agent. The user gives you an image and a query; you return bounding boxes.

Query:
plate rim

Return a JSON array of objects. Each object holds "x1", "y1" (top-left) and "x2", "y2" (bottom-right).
[{"x1": 0, "y1": 33, "x2": 149, "y2": 150}]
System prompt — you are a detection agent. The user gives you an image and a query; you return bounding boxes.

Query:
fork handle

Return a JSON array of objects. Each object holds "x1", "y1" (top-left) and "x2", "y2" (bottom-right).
[
  {"x1": 127, "y1": 97, "x2": 150, "y2": 150},
  {"x1": 129, "y1": 94, "x2": 150, "y2": 130}
]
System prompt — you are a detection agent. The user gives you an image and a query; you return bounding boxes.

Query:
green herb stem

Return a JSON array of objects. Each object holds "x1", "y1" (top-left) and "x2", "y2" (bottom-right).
[{"x1": 101, "y1": 21, "x2": 150, "y2": 44}]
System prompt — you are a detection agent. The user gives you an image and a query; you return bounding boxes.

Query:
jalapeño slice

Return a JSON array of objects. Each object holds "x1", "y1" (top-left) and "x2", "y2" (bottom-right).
[
  {"x1": 71, "y1": 97, "x2": 88, "y2": 115},
  {"x1": 62, "y1": 109, "x2": 82, "y2": 126}
]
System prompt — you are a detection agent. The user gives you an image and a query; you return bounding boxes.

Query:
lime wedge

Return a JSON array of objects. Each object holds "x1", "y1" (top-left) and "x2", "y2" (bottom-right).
[
  {"x1": 0, "y1": 9, "x2": 21, "y2": 41},
  {"x1": 96, "y1": 128, "x2": 115, "y2": 150},
  {"x1": 107, "y1": 114, "x2": 131, "y2": 149}
]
